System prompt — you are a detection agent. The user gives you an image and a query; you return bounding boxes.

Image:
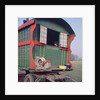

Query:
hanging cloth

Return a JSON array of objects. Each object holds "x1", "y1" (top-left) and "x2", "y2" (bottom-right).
[
  {"x1": 60, "y1": 33, "x2": 67, "y2": 48},
  {"x1": 40, "y1": 25, "x2": 47, "y2": 44}
]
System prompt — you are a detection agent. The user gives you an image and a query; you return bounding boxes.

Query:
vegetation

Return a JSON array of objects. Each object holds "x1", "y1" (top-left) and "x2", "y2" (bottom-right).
[{"x1": 70, "y1": 54, "x2": 82, "y2": 61}]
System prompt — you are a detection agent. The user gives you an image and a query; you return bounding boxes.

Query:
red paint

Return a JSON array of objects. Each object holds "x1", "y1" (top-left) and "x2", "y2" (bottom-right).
[
  {"x1": 46, "y1": 60, "x2": 50, "y2": 63},
  {"x1": 33, "y1": 41, "x2": 46, "y2": 46},
  {"x1": 67, "y1": 34, "x2": 75, "y2": 69},
  {"x1": 60, "y1": 47, "x2": 68, "y2": 51},
  {"x1": 18, "y1": 19, "x2": 34, "y2": 30},
  {"x1": 42, "y1": 60, "x2": 50, "y2": 65},
  {"x1": 18, "y1": 40, "x2": 31, "y2": 46},
  {"x1": 30, "y1": 21, "x2": 36, "y2": 69}
]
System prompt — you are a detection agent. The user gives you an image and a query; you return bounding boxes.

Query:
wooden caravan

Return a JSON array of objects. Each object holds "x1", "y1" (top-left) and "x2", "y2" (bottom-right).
[{"x1": 18, "y1": 18, "x2": 75, "y2": 72}]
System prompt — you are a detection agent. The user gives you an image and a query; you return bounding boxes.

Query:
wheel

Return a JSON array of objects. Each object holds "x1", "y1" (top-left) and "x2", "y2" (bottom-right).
[
  {"x1": 62, "y1": 78, "x2": 67, "y2": 82},
  {"x1": 24, "y1": 74, "x2": 34, "y2": 82},
  {"x1": 25, "y1": 70, "x2": 29, "y2": 74}
]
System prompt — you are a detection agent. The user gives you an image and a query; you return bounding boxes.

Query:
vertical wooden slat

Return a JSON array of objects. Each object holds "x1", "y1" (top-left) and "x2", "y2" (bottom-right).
[
  {"x1": 21, "y1": 46, "x2": 23, "y2": 67},
  {"x1": 40, "y1": 46, "x2": 41, "y2": 57},
  {"x1": 23, "y1": 30, "x2": 24, "y2": 42},
  {"x1": 43, "y1": 47, "x2": 45, "y2": 57},
  {"x1": 26, "y1": 29, "x2": 27, "y2": 41},
  {"x1": 20, "y1": 32, "x2": 22, "y2": 42},
  {"x1": 18, "y1": 47, "x2": 19, "y2": 66},
  {"x1": 22, "y1": 31, "x2": 23, "y2": 42},
  {"x1": 63, "y1": 51, "x2": 65, "y2": 65},
  {"x1": 20, "y1": 46, "x2": 21, "y2": 67},
  {"x1": 18, "y1": 32, "x2": 19, "y2": 43},
  {"x1": 23, "y1": 46, "x2": 25, "y2": 67},
  {"x1": 35, "y1": 46, "x2": 36, "y2": 59},
  {"x1": 19, "y1": 32, "x2": 20, "y2": 43},
  {"x1": 26, "y1": 45, "x2": 27, "y2": 67},
  {"x1": 24, "y1": 29, "x2": 25, "y2": 42}
]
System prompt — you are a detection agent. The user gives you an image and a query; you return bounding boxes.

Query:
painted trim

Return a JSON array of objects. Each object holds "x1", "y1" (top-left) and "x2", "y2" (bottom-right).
[
  {"x1": 30, "y1": 21, "x2": 36, "y2": 69},
  {"x1": 60, "y1": 47, "x2": 68, "y2": 51},
  {"x1": 18, "y1": 40, "x2": 31, "y2": 46},
  {"x1": 18, "y1": 19, "x2": 34, "y2": 31},
  {"x1": 67, "y1": 34, "x2": 75, "y2": 69},
  {"x1": 33, "y1": 41, "x2": 46, "y2": 46}
]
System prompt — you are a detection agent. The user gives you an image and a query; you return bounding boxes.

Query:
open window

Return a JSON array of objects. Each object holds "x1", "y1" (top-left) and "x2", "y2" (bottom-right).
[
  {"x1": 40, "y1": 25, "x2": 59, "y2": 47},
  {"x1": 47, "y1": 28, "x2": 59, "y2": 47},
  {"x1": 39, "y1": 25, "x2": 67, "y2": 48}
]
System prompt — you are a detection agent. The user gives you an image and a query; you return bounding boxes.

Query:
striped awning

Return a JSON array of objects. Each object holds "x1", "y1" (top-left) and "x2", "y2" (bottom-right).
[
  {"x1": 60, "y1": 33, "x2": 67, "y2": 48},
  {"x1": 40, "y1": 25, "x2": 47, "y2": 44}
]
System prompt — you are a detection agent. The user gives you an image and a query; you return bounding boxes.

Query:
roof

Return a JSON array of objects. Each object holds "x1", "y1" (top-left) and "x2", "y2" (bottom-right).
[
  {"x1": 34, "y1": 18, "x2": 75, "y2": 35},
  {"x1": 18, "y1": 18, "x2": 75, "y2": 36}
]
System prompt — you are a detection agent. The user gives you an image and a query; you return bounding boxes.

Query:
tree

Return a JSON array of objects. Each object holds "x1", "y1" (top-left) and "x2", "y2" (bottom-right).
[{"x1": 70, "y1": 54, "x2": 82, "y2": 61}]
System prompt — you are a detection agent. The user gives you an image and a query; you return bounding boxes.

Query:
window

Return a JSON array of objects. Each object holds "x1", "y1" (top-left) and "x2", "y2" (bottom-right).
[
  {"x1": 47, "y1": 28, "x2": 59, "y2": 47},
  {"x1": 39, "y1": 25, "x2": 67, "y2": 48}
]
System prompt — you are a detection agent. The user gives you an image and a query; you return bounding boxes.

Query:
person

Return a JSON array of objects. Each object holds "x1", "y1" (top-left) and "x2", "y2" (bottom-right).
[{"x1": 54, "y1": 41, "x2": 58, "y2": 47}]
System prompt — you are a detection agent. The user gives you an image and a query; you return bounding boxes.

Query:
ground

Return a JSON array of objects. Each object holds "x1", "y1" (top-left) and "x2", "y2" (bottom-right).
[{"x1": 60, "y1": 61, "x2": 82, "y2": 82}]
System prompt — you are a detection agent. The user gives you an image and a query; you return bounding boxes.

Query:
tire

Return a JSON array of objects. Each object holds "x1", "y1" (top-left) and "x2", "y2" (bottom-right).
[
  {"x1": 62, "y1": 78, "x2": 67, "y2": 82},
  {"x1": 24, "y1": 74, "x2": 34, "y2": 82},
  {"x1": 25, "y1": 70, "x2": 29, "y2": 74}
]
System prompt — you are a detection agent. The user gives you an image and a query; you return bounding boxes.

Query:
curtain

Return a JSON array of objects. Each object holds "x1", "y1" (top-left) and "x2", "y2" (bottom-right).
[
  {"x1": 40, "y1": 25, "x2": 47, "y2": 44},
  {"x1": 60, "y1": 33, "x2": 67, "y2": 48}
]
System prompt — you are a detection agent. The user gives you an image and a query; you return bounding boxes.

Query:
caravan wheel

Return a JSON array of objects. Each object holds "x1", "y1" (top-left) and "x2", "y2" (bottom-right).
[{"x1": 24, "y1": 74, "x2": 34, "y2": 82}]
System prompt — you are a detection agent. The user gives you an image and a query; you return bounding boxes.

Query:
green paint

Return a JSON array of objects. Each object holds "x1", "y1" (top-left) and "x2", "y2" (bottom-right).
[
  {"x1": 36, "y1": 19, "x2": 69, "y2": 34},
  {"x1": 18, "y1": 44, "x2": 30, "y2": 70},
  {"x1": 33, "y1": 24, "x2": 40, "y2": 41},
  {"x1": 32, "y1": 45, "x2": 68, "y2": 66},
  {"x1": 18, "y1": 26, "x2": 31, "y2": 43}
]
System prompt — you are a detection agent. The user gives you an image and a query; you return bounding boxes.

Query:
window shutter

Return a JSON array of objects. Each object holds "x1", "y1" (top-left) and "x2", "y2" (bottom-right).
[
  {"x1": 60, "y1": 33, "x2": 67, "y2": 48},
  {"x1": 40, "y1": 25, "x2": 47, "y2": 44}
]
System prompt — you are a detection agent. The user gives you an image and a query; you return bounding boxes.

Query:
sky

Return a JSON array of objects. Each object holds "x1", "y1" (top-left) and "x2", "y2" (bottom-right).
[
  {"x1": 18, "y1": 18, "x2": 82, "y2": 58},
  {"x1": 63, "y1": 18, "x2": 82, "y2": 58}
]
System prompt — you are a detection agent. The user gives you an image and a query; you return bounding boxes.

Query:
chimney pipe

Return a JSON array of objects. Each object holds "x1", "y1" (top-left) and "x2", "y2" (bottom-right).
[{"x1": 23, "y1": 18, "x2": 29, "y2": 24}]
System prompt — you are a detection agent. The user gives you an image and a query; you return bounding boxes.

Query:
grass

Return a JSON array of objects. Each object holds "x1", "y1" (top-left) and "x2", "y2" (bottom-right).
[{"x1": 60, "y1": 61, "x2": 82, "y2": 82}]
